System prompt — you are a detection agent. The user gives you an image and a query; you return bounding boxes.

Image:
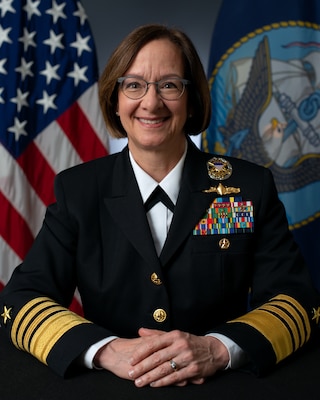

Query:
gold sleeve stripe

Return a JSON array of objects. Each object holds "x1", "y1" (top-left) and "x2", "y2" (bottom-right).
[
  {"x1": 11, "y1": 297, "x2": 58, "y2": 348},
  {"x1": 11, "y1": 297, "x2": 92, "y2": 365},
  {"x1": 259, "y1": 304, "x2": 300, "y2": 349},
  {"x1": 273, "y1": 294, "x2": 310, "y2": 341},
  {"x1": 23, "y1": 306, "x2": 64, "y2": 351},
  {"x1": 12, "y1": 302, "x2": 60, "y2": 350},
  {"x1": 30, "y1": 310, "x2": 87, "y2": 364},
  {"x1": 269, "y1": 295, "x2": 310, "y2": 344},
  {"x1": 227, "y1": 294, "x2": 311, "y2": 363}
]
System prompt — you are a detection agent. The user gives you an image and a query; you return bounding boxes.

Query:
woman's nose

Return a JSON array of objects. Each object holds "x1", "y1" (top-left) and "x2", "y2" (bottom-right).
[{"x1": 141, "y1": 83, "x2": 163, "y2": 108}]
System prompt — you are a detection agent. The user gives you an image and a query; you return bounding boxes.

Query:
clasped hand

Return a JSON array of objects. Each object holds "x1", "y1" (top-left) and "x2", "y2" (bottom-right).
[{"x1": 94, "y1": 327, "x2": 229, "y2": 387}]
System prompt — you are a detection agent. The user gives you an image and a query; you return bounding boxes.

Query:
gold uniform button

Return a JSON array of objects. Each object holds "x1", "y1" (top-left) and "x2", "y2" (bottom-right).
[
  {"x1": 151, "y1": 272, "x2": 162, "y2": 285},
  {"x1": 219, "y1": 238, "x2": 230, "y2": 250},
  {"x1": 153, "y1": 308, "x2": 167, "y2": 323}
]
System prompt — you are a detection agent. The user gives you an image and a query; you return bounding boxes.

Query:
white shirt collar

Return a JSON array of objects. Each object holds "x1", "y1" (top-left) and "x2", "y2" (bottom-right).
[{"x1": 129, "y1": 142, "x2": 187, "y2": 205}]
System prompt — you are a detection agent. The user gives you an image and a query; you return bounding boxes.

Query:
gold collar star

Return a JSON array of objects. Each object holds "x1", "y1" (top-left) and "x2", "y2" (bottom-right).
[
  {"x1": 1, "y1": 305, "x2": 12, "y2": 325},
  {"x1": 312, "y1": 307, "x2": 320, "y2": 325}
]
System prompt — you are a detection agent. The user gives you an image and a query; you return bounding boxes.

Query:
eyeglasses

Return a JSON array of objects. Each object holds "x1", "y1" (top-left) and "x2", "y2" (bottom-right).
[{"x1": 117, "y1": 76, "x2": 191, "y2": 100}]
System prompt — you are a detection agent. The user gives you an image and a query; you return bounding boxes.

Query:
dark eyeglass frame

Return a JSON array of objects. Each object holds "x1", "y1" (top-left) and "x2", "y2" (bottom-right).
[{"x1": 117, "y1": 76, "x2": 191, "y2": 100}]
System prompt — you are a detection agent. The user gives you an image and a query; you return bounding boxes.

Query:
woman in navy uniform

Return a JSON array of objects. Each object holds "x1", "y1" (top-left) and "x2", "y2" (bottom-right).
[{"x1": 1, "y1": 24, "x2": 319, "y2": 388}]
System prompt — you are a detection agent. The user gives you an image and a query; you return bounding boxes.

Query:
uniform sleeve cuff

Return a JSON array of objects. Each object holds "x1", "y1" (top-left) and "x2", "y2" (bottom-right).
[
  {"x1": 206, "y1": 332, "x2": 249, "y2": 369},
  {"x1": 80, "y1": 336, "x2": 118, "y2": 369}
]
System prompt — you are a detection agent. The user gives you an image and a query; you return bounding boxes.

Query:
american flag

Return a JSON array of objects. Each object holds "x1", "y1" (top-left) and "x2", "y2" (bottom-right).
[{"x1": 0, "y1": 0, "x2": 109, "y2": 311}]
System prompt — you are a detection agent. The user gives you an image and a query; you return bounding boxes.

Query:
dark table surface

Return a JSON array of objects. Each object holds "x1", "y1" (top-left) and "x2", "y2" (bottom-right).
[{"x1": 1, "y1": 328, "x2": 319, "y2": 400}]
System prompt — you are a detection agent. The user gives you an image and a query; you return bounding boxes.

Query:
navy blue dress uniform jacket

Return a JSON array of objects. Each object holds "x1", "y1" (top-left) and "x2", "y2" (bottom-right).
[{"x1": 1, "y1": 140, "x2": 319, "y2": 377}]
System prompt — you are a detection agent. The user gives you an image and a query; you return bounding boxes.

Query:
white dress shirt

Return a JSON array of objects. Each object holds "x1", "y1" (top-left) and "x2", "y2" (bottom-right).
[
  {"x1": 82, "y1": 144, "x2": 246, "y2": 370},
  {"x1": 130, "y1": 149, "x2": 184, "y2": 256}
]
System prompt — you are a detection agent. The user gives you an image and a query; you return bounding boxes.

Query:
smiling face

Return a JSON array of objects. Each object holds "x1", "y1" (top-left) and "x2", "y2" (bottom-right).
[{"x1": 116, "y1": 39, "x2": 189, "y2": 159}]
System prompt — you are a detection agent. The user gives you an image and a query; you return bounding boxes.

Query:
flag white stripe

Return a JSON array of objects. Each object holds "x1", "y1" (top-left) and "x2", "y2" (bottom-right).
[
  {"x1": 0, "y1": 237, "x2": 22, "y2": 284},
  {"x1": 0, "y1": 144, "x2": 46, "y2": 236},
  {"x1": 34, "y1": 121, "x2": 82, "y2": 174},
  {"x1": 77, "y1": 84, "x2": 109, "y2": 149}
]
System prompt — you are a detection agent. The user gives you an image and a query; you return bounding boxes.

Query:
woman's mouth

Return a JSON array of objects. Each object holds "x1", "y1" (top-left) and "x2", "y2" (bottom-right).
[{"x1": 138, "y1": 117, "x2": 167, "y2": 125}]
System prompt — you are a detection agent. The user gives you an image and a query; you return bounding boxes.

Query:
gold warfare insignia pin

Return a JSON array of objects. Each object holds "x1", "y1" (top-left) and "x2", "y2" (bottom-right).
[
  {"x1": 1, "y1": 305, "x2": 12, "y2": 325},
  {"x1": 203, "y1": 182, "x2": 240, "y2": 195},
  {"x1": 207, "y1": 157, "x2": 232, "y2": 181}
]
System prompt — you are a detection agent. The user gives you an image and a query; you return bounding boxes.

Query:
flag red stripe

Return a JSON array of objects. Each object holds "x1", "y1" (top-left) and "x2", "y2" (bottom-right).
[
  {"x1": 16, "y1": 142, "x2": 56, "y2": 206},
  {"x1": 57, "y1": 102, "x2": 108, "y2": 162},
  {"x1": 0, "y1": 191, "x2": 34, "y2": 260},
  {"x1": 69, "y1": 297, "x2": 84, "y2": 316}
]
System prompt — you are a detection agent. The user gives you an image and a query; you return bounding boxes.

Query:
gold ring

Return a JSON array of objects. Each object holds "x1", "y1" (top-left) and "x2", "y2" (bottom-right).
[{"x1": 169, "y1": 359, "x2": 178, "y2": 371}]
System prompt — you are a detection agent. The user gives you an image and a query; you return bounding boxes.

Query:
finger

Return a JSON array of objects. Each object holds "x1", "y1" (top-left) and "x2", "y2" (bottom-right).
[
  {"x1": 189, "y1": 377, "x2": 205, "y2": 385},
  {"x1": 129, "y1": 345, "x2": 173, "y2": 377},
  {"x1": 149, "y1": 366, "x2": 205, "y2": 388},
  {"x1": 138, "y1": 327, "x2": 165, "y2": 337},
  {"x1": 135, "y1": 359, "x2": 186, "y2": 388},
  {"x1": 130, "y1": 332, "x2": 174, "y2": 366},
  {"x1": 174, "y1": 380, "x2": 188, "y2": 387}
]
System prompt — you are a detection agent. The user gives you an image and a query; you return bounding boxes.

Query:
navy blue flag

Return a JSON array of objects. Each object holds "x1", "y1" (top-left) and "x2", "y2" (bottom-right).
[
  {"x1": 202, "y1": 0, "x2": 320, "y2": 290},
  {"x1": 0, "y1": 0, "x2": 109, "y2": 312}
]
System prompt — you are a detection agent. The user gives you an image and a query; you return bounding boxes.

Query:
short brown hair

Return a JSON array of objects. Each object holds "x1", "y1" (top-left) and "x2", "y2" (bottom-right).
[{"x1": 98, "y1": 24, "x2": 211, "y2": 138}]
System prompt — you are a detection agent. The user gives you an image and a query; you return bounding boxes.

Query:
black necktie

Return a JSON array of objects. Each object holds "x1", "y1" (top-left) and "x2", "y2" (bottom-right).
[{"x1": 144, "y1": 186, "x2": 175, "y2": 213}]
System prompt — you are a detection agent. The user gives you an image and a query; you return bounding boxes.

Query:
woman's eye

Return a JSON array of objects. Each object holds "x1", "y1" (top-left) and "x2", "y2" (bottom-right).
[
  {"x1": 162, "y1": 81, "x2": 176, "y2": 89},
  {"x1": 127, "y1": 82, "x2": 140, "y2": 89}
]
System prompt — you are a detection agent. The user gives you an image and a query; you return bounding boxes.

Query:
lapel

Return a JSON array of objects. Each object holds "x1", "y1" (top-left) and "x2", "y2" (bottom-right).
[
  {"x1": 102, "y1": 142, "x2": 221, "y2": 269},
  {"x1": 159, "y1": 141, "x2": 218, "y2": 266},
  {"x1": 103, "y1": 147, "x2": 161, "y2": 269}
]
